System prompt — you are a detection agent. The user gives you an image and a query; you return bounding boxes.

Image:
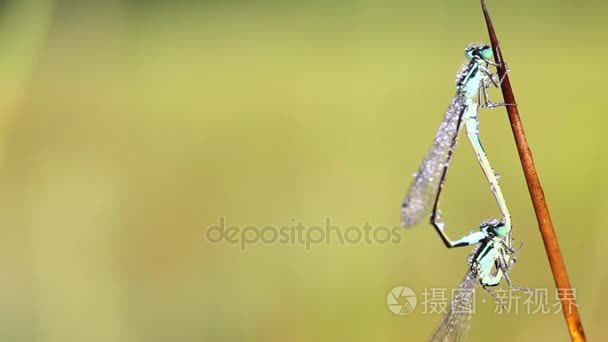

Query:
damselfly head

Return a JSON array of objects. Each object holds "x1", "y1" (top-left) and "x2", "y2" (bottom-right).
[
  {"x1": 479, "y1": 218, "x2": 508, "y2": 237},
  {"x1": 464, "y1": 45, "x2": 493, "y2": 61}
]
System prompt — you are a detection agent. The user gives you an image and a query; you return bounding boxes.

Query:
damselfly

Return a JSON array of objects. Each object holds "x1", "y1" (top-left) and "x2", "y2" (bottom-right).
[
  {"x1": 429, "y1": 223, "x2": 524, "y2": 342},
  {"x1": 401, "y1": 44, "x2": 510, "y2": 243}
]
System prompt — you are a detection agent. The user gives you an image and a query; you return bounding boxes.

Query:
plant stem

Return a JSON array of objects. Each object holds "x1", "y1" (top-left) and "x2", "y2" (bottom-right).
[{"x1": 480, "y1": 1, "x2": 586, "y2": 341}]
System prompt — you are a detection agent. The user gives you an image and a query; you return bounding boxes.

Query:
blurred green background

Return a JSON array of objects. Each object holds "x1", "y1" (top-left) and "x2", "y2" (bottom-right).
[{"x1": 2, "y1": 0, "x2": 607, "y2": 341}]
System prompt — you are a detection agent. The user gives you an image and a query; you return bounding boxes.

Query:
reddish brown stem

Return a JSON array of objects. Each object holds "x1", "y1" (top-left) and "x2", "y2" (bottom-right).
[{"x1": 480, "y1": 1, "x2": 586, "y2": 341}]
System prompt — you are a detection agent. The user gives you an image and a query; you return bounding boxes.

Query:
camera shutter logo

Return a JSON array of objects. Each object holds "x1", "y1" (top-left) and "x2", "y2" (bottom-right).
[{"x1": 387, "y1": 285, "x2": 417, "y2": 315}]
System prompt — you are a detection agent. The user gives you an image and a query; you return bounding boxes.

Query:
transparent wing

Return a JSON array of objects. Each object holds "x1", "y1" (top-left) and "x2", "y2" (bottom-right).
[
  {"x1": 429, "y1": 250, "x2": 480, "y2": 342},
  {"x1": 401, "y1": 95, "x2": 466, "y2": 227}
]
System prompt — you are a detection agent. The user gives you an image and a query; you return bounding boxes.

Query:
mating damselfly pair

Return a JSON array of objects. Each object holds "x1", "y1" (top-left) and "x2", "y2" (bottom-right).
[{"x1": 400, "y1": 44, "x2": 530, "y2": 341}]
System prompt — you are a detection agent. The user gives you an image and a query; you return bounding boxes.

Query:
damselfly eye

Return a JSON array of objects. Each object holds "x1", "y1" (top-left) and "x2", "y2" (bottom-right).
[
  {"x1": 478, "y1": 46, "x2": 494, "y2": 61},
  {"x1": 464, "y1": 47, "x2": 475, "y2": 60}
]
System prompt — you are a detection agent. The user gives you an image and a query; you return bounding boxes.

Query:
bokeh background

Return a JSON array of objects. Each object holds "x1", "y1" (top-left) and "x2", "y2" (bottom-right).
[{"x1": 2, "y1": 0, "x2": 607, "y2": 341}]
